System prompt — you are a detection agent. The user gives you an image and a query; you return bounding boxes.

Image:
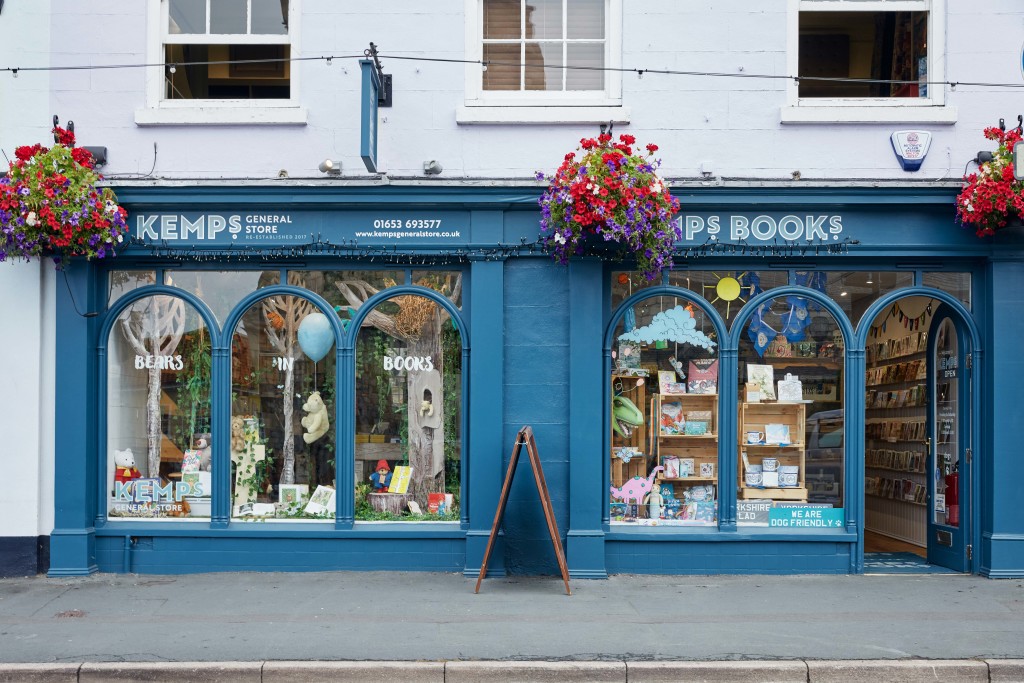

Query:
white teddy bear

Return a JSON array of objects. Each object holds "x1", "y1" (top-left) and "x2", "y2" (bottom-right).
[
  {"x1": 300, "y1": 391, "x2": 330, "y2": 444},
  {"x1": 113, "y1": 448, "x2": 142, "y2": 493}
]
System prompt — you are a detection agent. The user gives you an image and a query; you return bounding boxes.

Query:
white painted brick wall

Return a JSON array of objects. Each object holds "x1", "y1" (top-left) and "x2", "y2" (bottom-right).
[{"x1": 0, "y1": 0, "x2": 1014, "y2": 181}]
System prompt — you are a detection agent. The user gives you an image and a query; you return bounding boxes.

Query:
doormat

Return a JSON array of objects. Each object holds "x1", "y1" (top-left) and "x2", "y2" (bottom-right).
[{"x1": 864, "y1": 552, "x2": 958, "y2": 574}]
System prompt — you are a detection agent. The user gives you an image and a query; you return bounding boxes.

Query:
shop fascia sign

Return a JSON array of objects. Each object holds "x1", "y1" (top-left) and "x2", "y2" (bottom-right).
[
  {"x1": 135, "y1": 213, "x2": 298, "y2": 242},
  {"x1": 132, "y1": 211, "x2": 468, "y2": 246},
  {"x1": 677, "y1": 213, "x2": 845, "y2": 243}
]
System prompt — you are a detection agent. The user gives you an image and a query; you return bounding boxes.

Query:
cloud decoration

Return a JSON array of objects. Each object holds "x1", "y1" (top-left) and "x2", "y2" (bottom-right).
[{"x1": 618, "y1": 305, "x2": 716, "y2": 351}]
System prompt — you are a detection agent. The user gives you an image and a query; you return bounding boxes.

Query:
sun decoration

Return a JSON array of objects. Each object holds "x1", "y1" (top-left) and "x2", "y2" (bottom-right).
[{"x1": 703, "y1": 272, "x2": 752, "y2": 318}]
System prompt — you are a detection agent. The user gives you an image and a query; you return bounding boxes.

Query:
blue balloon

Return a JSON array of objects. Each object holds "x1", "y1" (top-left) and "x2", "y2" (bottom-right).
[{"x1": 297, "y1": 312, "x2": 334, "y2": 362}]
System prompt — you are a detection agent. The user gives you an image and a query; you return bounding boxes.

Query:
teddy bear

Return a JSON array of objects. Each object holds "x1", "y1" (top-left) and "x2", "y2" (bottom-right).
[
  {"x1": 300, "y1": 391, "x2": 330, "y2": 444},
  {"x1": 196, "y1": 435, "x2": 212, "y2": 472},
  {"x1": 113, "y1": 448, "x2": 142, "y2": 492},
  {"x1": 230, "y1": 416, "x2": 246, "y2": 456}
]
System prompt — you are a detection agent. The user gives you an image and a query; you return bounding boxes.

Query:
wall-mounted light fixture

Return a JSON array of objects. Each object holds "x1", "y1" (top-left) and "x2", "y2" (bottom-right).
[
  {"x1": 423, "y1": 160, "x2": 443, "y2": 175},
  {"x1": 82, "y1": 146, "x2": 108, "y2": 167},
  {"x1": 318, "y1": 159, "x2": 341, "y2": 176}
]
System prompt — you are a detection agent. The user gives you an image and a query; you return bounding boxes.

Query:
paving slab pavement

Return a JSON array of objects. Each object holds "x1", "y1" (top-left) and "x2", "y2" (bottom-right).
[
  {"x1": 0, "y1": 570, "x2": 1022, "y2": 677},
  {"x1": 3, "y1": 660, "x2": 1024, "y2": 683}
]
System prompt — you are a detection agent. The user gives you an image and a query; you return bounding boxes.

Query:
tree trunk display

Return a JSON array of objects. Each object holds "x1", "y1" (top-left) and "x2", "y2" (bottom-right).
[
  {"x1": 336, "y1": 275, "x2": 461, "y2": 507},
  {"x1": 368, "y1": 492, "x2": 414, "y2": 515},
  {"x1": 262, "y1": 275, "x2": 313, "y2": 487},
  {"x1": 119, "y1": 295, "x2": 186, "y2": 478}
]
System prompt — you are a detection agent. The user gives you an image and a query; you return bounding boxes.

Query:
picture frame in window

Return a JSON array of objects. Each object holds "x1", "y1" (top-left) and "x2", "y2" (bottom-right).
[
  {"x1": 658, "y1": 370, "x2": 686, "y2": 395},
  {"x1": 279, "y1": 484, "x2": 309, "y2": 508},
  {"x1": 765, "y1": 423, "x2": 791, "y2": 446}
]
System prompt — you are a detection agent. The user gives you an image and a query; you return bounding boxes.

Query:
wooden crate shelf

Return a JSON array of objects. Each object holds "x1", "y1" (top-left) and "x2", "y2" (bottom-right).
[
  {"x1": 738, "y1": 401, "x2": 807, "y2": 502},
  {"x1": 610, "y1": 374, "x2": 648, "y2": 489}
]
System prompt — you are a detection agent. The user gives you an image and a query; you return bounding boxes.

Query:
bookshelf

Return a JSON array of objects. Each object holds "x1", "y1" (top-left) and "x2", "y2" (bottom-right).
[
  {"x1": 864, "y1": 326, "x2": 930, "y2": 546},
  {"x1": 738, "y1": 402, "x2": 808, "y2": 502},
  {"x1": 610, "y1": 374, "x2": 648, "y2": 490},
  {"x1": 654, "y1": 392, "x2": 719, "y2": 525}
]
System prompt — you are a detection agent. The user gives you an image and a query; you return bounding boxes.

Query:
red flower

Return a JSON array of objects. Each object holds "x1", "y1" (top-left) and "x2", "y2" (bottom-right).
[
  {"x1": 15, "y1": 144, "x2": 44, "y2": 161},
  {"x1": 619, "y1": 134, "x2": 636, "y2": 145},
  {"x1": 646, "y1": 143, "x2": 659, "y2": 153},
  {"x1": 52, "y1": 126, "x2": 75, "y2": 147},
  {"x1": 71, "y1": 147, "x2": 95, "y2": 168}
]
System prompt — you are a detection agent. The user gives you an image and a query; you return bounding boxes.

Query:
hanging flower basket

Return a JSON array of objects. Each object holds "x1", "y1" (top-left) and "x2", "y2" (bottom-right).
[
  {"x1": 0, "y1": 126, "x2": 127, "y2": 265},
  {"x1": 956, "y1": 125, "x2": 1024, "y2": 237},
  {"x1": 538, "y1": 132, "x2": 681, "y2": 281}
]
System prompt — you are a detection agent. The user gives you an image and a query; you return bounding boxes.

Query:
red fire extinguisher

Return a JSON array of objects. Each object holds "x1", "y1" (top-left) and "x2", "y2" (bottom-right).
[{"x1": 945, "y1": 465, "x2": 960, "y2": 526}]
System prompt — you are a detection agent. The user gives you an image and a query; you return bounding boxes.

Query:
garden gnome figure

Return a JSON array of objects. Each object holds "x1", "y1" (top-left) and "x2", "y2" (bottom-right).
[{"x1": 370, "y1": 459, "x2": 392, "y2": 493}]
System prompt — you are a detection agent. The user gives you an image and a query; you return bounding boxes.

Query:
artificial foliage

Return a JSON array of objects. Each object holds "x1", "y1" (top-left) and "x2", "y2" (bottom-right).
[
  {"x1": 0, "y1": 126, "x2": 127, "y2": 264},
  {"x1": 956, "y1": 125, "x2": 1024, "y2": 237},
  {"x1": 539, "y1": 132, "x2": 681, "y2": 280}
]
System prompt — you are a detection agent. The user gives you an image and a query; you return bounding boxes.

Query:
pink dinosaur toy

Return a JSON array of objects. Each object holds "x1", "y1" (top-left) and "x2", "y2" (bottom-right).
[{"x1": 610, "y1": 466, "x2": 664, "y2": 504}]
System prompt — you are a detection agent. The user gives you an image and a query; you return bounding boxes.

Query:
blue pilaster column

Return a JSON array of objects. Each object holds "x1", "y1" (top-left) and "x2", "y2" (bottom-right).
[
  {"x1": 847, "y1": 346, "x2": 865, "y2": 573},
  {"x1": 566, "y1": 259, "x2": 607, "y2": 578},
  {"x1": 718, "y1": 346, "x2": 738, "y2": 531},
  {"x1": 981, "y1": 253, "x2": 1024, "y2": 577},
  {"x1": 464, "y1": 213, "x2": 507, "y2": 577},
  {"x1": 49, "y1": 260, "x2": 98, "y2": 576},
  {"x1": 211, "y1": 343, "x2": 231, "y2": 528},
  {"x1": 336, "y1": 342, "x2": 355, "y2": 528}
]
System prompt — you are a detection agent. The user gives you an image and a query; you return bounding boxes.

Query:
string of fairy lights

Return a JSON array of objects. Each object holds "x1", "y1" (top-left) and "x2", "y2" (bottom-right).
[
  {"x1": 122, "y1": 234, "x2": 860, "y2": 264},
  {"x1": 2, "y1": 48, "x2": 1024, "y2": 90}
]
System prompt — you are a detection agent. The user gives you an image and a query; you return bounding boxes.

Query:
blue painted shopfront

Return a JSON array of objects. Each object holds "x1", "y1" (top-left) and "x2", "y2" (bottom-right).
[{"x1": 47, "y1": 185, "x2": 1024, "y2": 578}]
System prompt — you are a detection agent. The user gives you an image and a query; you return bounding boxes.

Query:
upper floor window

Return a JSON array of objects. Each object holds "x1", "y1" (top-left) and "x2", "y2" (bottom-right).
[
  {"x1": 784, "y1": 0, "x2": 953, "y2": 124},
  {"x1": 461, "y1": 0, "x2": 624, "y2": 122},
  {"x1": 139, "y1": 0, "x2": 304, "y2": 125},
  {"x1": 482, "y1": 0, "x2": 605, "y2": 93},
  {"x1": 164, "y1": 0, "x2": 291, "y2": 100}
]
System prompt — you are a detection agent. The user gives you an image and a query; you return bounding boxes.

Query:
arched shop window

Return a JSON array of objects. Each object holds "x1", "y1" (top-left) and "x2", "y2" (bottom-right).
[
  {"x1": 611, "y1": 271, "x2": 662, "y2": 308},
  {"x1": 166, "y1": 270, "x2": 280, "y2": 325},
  {"x1": 230, "y1": 289, "x2": 337, "y2": 520},
  {"x1": 737, "y1": 293, "x2": 846, "y2": 526},
  {"x1": 610, "y1": 293, "x2": 722, "y2": 526},
  {"x1": 107, "y1": 270, "x2": 156, "y2": 308},
  {"x1": 295, "y1": 270, "x2": 463, "y2": 325},
  {"x1": 923, "y1": 272, "x2": 971, "y2": 310},
  {"x1": 106, "y1": 294, "x2": 212, "y2": 520},
  {"x1": 354, "y1": 291, "x2": 463, "y2": 521},
  {"x1": 668, "y1": 271, "x2": 788, "y2": 320},
  {"x1": 825, "y1": 271, "x2": 914, "y2": 326}
]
